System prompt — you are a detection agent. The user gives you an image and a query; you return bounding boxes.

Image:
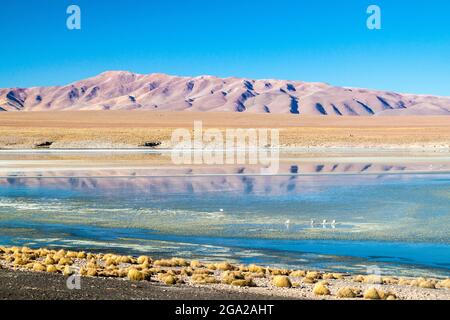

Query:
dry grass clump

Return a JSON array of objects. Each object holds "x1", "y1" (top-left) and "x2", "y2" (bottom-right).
[
  {"x1": 250, "y1": 272, "x2": 266, "y2": 278},
  {"x1": 58, "y1": 257, "x2": 73, "y2": 266},
  {"x1": 193, "y1": 269, "x2": 213, "y2": 275},
  {"x1": 66, "y1": 251, "x2": 78, "y2": 258},
  {"x1": 398, "y1": 278, "x2": 411, "y2": 286},
  {"x1": 222, "y1": 271, "x2": 245, "y2": 285},
  {"x1": 238, "y1": 265, "x2": 249, "y2": 272},
  {"x1": 305, "y1": 271, "x2": 322, "y2": 280},
  {"x1": 118, "y1": 256, "x2": 132, "y2": 264},
  {"x1": 215, "y1": 262, "x2": 234, "y2": 271},
  {"x1": 171, "y1": 258, "x2": 189, "y2": 267},
  {"x1": 44, "y1": 256, "x2": 56, "y2": 265},
  {"x1": 137, "y1": 255, "x2": 151, "y2": 265},
  {"x1": 190, "y1": 260, "x2": 203, "y2": 268},
  {"x1": 32, "y1": 263, "x2": 46, "y2": 272},
  {"x1": 336, "y1": 287, "x2": 361, "y2": 299},
  {"x1": 46, "y1": 265, "x2": 58, "y2": 273},
  {"x1": 323, "y1": 272, "x2": 345, "y2": 280},
  {"x1": 231, "y1": 278, "x2": 256, "y2": 287},
  {"x1": 352, "y1": 275, "x2": 365, "y2": 283},
  {"x1": 270, "y1": 268, "x2": 290, "y2": 276},
  {"x1": 312, "y1": 282, "x2": 331, "y2": 296},
  {"x1": 158, "y1": 273, "x2": 178, "y2": 285},
  {"x1": 63, "y1": 266, "x2": 74, "y2": 276},
  {"x1": 13, "y1": 256, "x2": 29, "y2": 266},
  {"x1": 87, "y1": 268, "x2": 98, "y2": 277},
  {"x1": 364, "y1": 274, "x2": 382, "y2": 284},
  {"x1": 289, "y1": 270, "x2": 306, "y2": 278},
  {"x1": 221, "y1": 270, "x2": 257, "y2": 287},
  {"x1": 418, "y1": 280, "x2": 436, "y2": 289},
  {"x1": 105, "y1": 258, "x2": 118, "y2": 267},
  {"x1": 127, "y1": 268, "x2": 144, "y2": 281},
  {"x1": 191, "y1": 274, "x2": 218, "y2": 285},
  {"x1": 248, "y1": 264, "x2": 266, "y2": 274},
  {"x1": 180, "y1": 268, "x2": 193, "y2": 276},
  {"x1": 363, "y1": 287, "x2": 397, "y2": 300},
  {"x1": 438, "y1": 279, "x2": 450, "y2": 289},
  {"x1": 363, "y1": 288, "x2": 382, "y2": 300},
  {"x1": 153, "y1": 259, "x2": 171, "y2": 267},
  {"x1": 302, "y1": 277, "x2": 317, "y2": 284},
  {"x1": 272, "y1": 275, "x2": 292, "y2": 288},
  {"x1": 382, "y1": 277, "x2": 399, "y2": 285},
  {"x1": 410, "y1": 277, "x2": 437, "y2": 289},
  {"x1": 153, "y1": 257, "x2": 188, "y2": 267}
]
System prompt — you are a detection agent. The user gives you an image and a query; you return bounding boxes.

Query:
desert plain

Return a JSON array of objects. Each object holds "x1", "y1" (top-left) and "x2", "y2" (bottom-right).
[{"x1": 1, "y1": 111, "x2": 450, "y2": 150}]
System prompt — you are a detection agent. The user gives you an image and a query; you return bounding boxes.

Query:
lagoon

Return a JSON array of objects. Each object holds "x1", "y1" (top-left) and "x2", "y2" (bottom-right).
[{"x1": 0, "y1": 151, "x2": 449, "y2": 278}]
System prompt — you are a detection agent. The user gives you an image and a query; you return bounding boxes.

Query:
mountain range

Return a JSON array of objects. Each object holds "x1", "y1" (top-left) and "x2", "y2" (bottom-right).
[{"x1": 1, "y1": 71, "x2": 449, "y2": 115}]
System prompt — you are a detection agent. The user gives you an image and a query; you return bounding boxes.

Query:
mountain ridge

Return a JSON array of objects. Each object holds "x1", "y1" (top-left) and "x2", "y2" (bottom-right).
[{"x1": 1, "y1": 71, "x2": 449, "y2": 116}]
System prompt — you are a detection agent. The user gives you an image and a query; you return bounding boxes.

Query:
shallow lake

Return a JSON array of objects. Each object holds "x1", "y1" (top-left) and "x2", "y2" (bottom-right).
[{"x1": 0, "y1": 151, "x2": 449, "y2": 278}]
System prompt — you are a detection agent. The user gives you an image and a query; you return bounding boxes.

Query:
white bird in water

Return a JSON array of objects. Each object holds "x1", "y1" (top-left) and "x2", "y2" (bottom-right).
[
  {"x1": 310, "y1": 219, "x2": 315, "y2": 227},
  {"x1": 219, "y1": 208, "x2": 224, "y2": 212},
  {"x1": 331, "y1": 220, "x2": 336, "y2": 229},
  {"x1": 322, "y1": 219, "x2": 327, "y2": 225},
  {"x1": 285, "y1": 219, "x2": 291, "y2": 225}
]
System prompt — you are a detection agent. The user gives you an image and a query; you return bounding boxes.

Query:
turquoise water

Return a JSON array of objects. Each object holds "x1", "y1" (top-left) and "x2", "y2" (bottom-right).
[{"x1": 1, "y1": 165, "x2": 449, "y2": 278}]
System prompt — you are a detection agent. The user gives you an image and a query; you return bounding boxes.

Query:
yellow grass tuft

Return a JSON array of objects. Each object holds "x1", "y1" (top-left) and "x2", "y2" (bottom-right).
[
  {"x1": 270, "y1": 269, "x2": 290, "y2": 276},
  {"x1": 364, "y1": 274, "x2": 382, "y2": 284},
  {"x1": 336, "y1": 287, "x2": 361, "y2": 298},
  {"x1": 305, "y1": 271, "x2": 322, "y2": 280},
  {"x1": 231, "y1": 278, "x2": 256, "y2": 287},
  {"x1": 63, "y1": 266, "x2": 74, "y2": 276},
  {"x1": 272, "y1": 275, "x2": 292, "y2": 288},
  {"x1": 302, "y1": 277, "x2": 317, "y2": 284},
  {"x1": 191, "y1": 274, "x2": 218, "y2": 284},
  {"x1": 190, "y1": 260, "x2": 203, "y2": 268},
  {"x1": 353, "y1": 275, "x2": 365, "y2": 282},
  {"x1": 248, "y1": 264, "x2": 266, "y2": 274},
  {"x1": 46, "y1": 265, "x2": 58, "y2": 273},
  {"x1": 119, "y1": 256, "x2": 132, "y2": 264},
  {"x1": 137, "y1": 256, "x2": 150, "y2": 265},
  {"x1": 364, "y1": 288, "x2": 397, "y2": 300},
  {"x1": 313, "y1": 282, "x2": 331, "y2": 296},
  {"x1": 290, "y1": 270, "x2": 306, "y2": 278},
  {"x1": 127, "y1": 268, "x2": 144, "y2": 281},
  {"x1": 87, "y1": 268, "x2": 98, "y2": 277},
  {"x1": 418, "y1": 280, "x2": 436, "y2": 289},
  {"x1": 32, "y1": 263, "x2": 46, "y2": 272},
  {"x1": 363, "y1": 287, "x2": 381, "y2": 300},
  {"x1": 58, "y1": 257, "x2": 73, "y2": 266},
  {"x1": 215, "y1": 262, "x2": 234, "y2": 271},
  {"x1": 161, "y1": 274, "x2": 178, "y2": 285},
  {"x1": 438, "y1": 279, "x2": 450, "y2": 289}
]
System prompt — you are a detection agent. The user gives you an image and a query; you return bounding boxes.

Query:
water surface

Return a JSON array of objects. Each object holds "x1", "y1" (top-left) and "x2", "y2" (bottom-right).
[{"x1": 0, "y1": 151, "x2": 449, "y2": 278}]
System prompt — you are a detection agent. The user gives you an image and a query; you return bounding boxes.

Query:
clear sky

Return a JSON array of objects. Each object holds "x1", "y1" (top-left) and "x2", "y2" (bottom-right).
[{"x1": 1, "y1": 0, "x2": 450, "y2": 96}]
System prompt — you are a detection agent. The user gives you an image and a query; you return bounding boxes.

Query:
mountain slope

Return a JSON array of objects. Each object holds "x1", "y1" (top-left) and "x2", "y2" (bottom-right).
[{"x1": 1, "y1": 71, "x2": 449, "y2": 115}]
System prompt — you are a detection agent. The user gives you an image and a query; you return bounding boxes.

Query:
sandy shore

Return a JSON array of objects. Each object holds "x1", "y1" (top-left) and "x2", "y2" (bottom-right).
[
  {"x1": 1, "y1": 111, "x2": 450, "y2": 150},
  {"x1": 1, "y1": 246, "x2": 449, "y2": 300}
]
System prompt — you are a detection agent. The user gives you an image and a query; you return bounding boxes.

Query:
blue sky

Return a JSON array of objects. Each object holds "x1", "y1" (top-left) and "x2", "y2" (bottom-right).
[{"x1": 1, "y1": 0, "x2": 450, "y2": 95}]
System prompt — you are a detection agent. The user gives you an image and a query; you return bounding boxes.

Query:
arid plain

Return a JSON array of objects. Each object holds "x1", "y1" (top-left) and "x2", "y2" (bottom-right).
[{"x1": 1, "y1": 111, "x2": 450, "y2": 150}]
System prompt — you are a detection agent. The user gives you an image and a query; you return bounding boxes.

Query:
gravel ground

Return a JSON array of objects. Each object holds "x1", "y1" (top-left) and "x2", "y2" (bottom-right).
[
  {"x1": 1, "y1": 268, "x2": 448, "y2": 300},
  {"x1": 0, "y1": 269, "x2": 279, "y2": 300}
]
